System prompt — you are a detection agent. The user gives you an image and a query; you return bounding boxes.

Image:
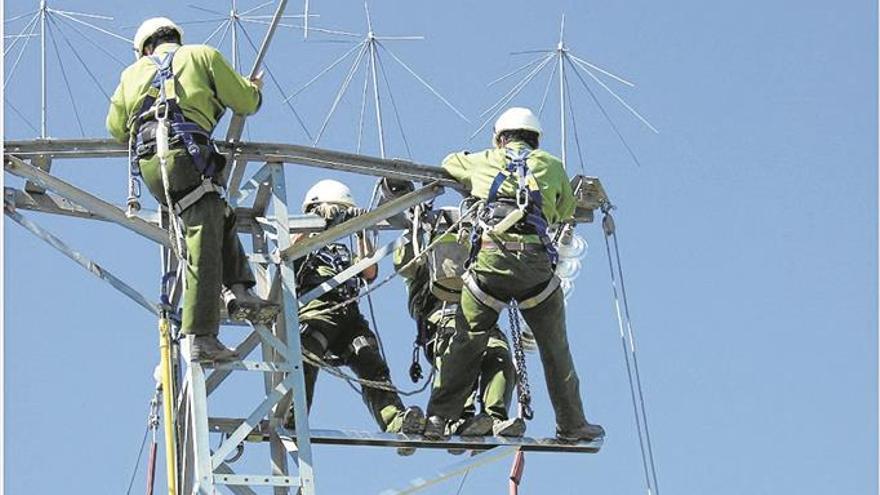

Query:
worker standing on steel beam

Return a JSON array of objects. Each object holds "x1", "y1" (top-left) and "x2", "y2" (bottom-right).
[
  {"x1": 106, "y1": 17, "x2": 277, "y2": 362},
  {"x1": 393, "y1": 208, "x2": 524, "y2": 439},
  {"x1": 423, "y1": 107, "x2": 605, "y2": 442},
  {"x1": 285, "y1": 180, "x2": 426, "y2": 452}
]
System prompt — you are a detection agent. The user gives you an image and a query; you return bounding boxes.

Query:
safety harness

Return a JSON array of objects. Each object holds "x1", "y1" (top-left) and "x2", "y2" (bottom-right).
[
  {"x1": 466, "y1": 147, "x2": 559, "y2": 269},
  {"x1": 296, "y1": 243, "x2": 361, "y2": 303},
  {"x1": 128, "y1": 47, "x2": 224, "y2": 216},
  {"x1": 462, "y1": 146, "x2": 562, "y2": 313}
]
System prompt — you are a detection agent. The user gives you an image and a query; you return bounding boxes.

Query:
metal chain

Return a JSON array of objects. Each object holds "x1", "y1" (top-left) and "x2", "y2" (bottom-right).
[{"x1": 507, "y1": 305, "x2": 534, "y2": 420}]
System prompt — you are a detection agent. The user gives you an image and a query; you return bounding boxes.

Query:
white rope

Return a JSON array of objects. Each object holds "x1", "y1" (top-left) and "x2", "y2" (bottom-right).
[{"x1": 158, "y1": 149, "x2": 187, "y2": 261}]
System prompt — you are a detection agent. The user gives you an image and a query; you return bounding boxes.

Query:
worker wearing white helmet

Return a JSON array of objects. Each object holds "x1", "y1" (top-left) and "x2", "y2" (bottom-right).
[
  {"x1": 423, "y1": 107, "x2": 605, "y2": 443},
  {"x1": 286, "y1": 180, "x2": 426, "y2": 453},
  {"x1": 106, "y1": 17, "x2": 271, "y2": 363}
]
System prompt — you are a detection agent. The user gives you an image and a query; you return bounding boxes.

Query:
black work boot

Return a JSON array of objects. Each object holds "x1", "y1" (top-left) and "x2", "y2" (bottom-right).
[
  {"x1": 387, "y1": 406, "x2": 426, "y2": 456},
  {"x1": 453, "y1": 413, "x2": 494, "y2": 436},
  {"x1": 423, "y1": 415, "x2": 449, "y2": 440},
  {"x1": 224, "y1": 284, "x2": 280, "y2": 325},
  {"x1": 190, "y1": 335, "x2": 238, "y2": 363},
  {"x1": 492, "y1": 417, "x2": 526, "y2": 438},
  {"x1": 556, "y1": 422, "x2": 606, "y2": 443},
  {"x1": 446, "y1": 413, "x2": 494, "y2": 455}
]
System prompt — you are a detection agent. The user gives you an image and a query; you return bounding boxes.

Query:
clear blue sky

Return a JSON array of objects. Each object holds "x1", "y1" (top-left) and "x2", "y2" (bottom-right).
[{"x1": 3, "y1": 0, "x2": 877, "y2": 494}]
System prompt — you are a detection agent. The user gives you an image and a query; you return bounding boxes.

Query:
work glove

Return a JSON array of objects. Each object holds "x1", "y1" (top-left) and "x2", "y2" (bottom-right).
[
  {"x1": 344, "y1": 206, "x2": 368, "y2": 220},
  {"x1": 313, "y1": 203, "x2": 344, "y2": 222},
  {"x1": 251, "y1": 70, "x2": 265, "y2": 91}
]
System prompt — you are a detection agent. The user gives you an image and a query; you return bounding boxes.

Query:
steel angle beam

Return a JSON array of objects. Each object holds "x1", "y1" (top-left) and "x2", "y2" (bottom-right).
[
  {"x1": 5, "y1": 187, "x2": 163, "y2": 224},
  {"x1": 209, "y1": 367, "x2": 296, "y2": 467},
  {"x1": 4, "y1": 155, "x2": 170, "y2": 246},
  {"x1": 297, "y1": 233, "x2": 408, "y2": 305},
  {"x1": 4, "y1": 138, "x2": 127, "y2": 159},
  {"x1": 6, "y1": 186, "x2": 103, "y2": 220},
  {"x1": 206, "y1": 331, "x2": 263, "y2": 394},
  {"x1": 280, "y1": 183, "x2": 442, "y2": 262},
  {"x1": 207, "y1": 419, "x2": 603, "y2": 454},
  {"x1": 5, "y1": 207, "x2": 159, "y2": 316},
  {"x1": 214, "y1": 463, "x2": 259, "y2": 495},
  {"x1": 224, "y1": 142, "x2": 459, "y2": 187},
  {"x1": 207, "y1": 361, "x2": 294, "y2": 373},
  {"x1": 25, "y1": 154, "x2": 51, "y2": 194},
  {"x1": 4, "y1": 139, "x2": 459, "y2": 187},
  {"x1": 214, "y1": 474, "x2": 300, "y2": 488}
]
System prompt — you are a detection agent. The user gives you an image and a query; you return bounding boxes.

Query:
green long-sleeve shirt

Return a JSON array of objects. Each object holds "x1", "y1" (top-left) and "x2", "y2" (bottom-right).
[
  {"x1": 441, "y1": 141, "x2": 576, "y2": 225},
  {"x1": 106, "y1": 43, "x2": 261, "y2": 142}
]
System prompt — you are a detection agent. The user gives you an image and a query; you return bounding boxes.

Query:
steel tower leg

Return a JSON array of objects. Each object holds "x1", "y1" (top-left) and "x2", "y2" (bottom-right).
[{"x1": 269, "y1": 162, "x2": 316, "y2": 494}]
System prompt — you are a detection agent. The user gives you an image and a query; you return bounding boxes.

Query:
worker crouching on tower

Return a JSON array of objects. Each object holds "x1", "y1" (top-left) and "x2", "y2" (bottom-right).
[
  {"x1": 106, "y1": 17, "x2": 278, "y2": 362},
  {"x1": 423, "y1": 108, "x2": 605, "y2": 442},
  {"x1": 285, "y1": 180, "x2": 425, "y2": 450},
  {"x1": 393, "y1": 206, "x2": 525, "y2": 439}
]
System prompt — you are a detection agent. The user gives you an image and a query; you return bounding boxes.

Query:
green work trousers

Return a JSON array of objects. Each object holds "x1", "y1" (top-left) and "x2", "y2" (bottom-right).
[
  {"x1": 427, "y1": 248, "x2": 590, "y2": 432},
  {"x1": 431, "y1": 314, "x2": 514, "y2": 421},
  {"x1": 299, "y1": 307, "x2": 405, "y2": 430},
  {"x1": 139, "y1": 147, "x2": 255, "y2": 336}
]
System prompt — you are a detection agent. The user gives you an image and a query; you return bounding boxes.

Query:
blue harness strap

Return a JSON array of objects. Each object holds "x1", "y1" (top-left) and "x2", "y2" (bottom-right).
[
  {"x1": 469, "y1": 147, "x2": 558, "y2": 267},
  {"x1": 129, "y1": 49, "x2": 216, "y2": 178}
]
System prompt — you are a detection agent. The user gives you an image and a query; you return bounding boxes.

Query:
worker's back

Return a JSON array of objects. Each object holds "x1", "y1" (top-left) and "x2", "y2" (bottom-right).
[
  {"x1": 441, "y1": 141, "x2": 576, "y2": 225},
  {"x1": 106, "y1": 42, "x2": 261, "y2": 142}
]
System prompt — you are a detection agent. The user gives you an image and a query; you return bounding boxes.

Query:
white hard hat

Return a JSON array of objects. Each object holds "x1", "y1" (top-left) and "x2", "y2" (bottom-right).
[
  {"x1": 133, "y1": 17, "x2": 183, "y2": 57},
  {"x1": 493, "y1": 107, "x2": 543, "y2": 139},
  {"x1": 302, "y1": 180, "x2": 357, "y2": 212}
]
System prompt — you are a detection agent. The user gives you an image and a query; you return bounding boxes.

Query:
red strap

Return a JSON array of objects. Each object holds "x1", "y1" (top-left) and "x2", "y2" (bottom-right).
[{"x1": 508, "y1": 450, "x2": 525, "y2": 495}]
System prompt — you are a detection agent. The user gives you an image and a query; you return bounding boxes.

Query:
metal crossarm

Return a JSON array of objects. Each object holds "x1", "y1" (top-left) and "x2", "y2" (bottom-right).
[
  {"x1": 207, "y1": 419, "x2": 603, "y2": 454},
  {"x1": 4, "y1": 206, "x2": 160, "y2": 316},
  {"x1": 5, "y1": 186, "x2": 162, "y2": 223},
  {"x1": 5, "y1": 138, "x2": 460, "y2": 186},
  {"x1": 4, "y1": 154, "x2": 170, "y2": 246}
]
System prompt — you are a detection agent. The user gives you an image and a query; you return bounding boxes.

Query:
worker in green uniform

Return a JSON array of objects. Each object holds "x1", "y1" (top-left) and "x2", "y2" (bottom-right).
[
  {"x1": 423, "y1": 107, "x2": 605, "y2": 442},
  {"x1": 393, "y1": 209, "x2": 524, "y2": 438},
  {"x1": 106, "y1": 17, "x2": 277, "y2": 362},
  {"x1": 285, "y1": 180, "x2": 425, "y2": 451}
]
